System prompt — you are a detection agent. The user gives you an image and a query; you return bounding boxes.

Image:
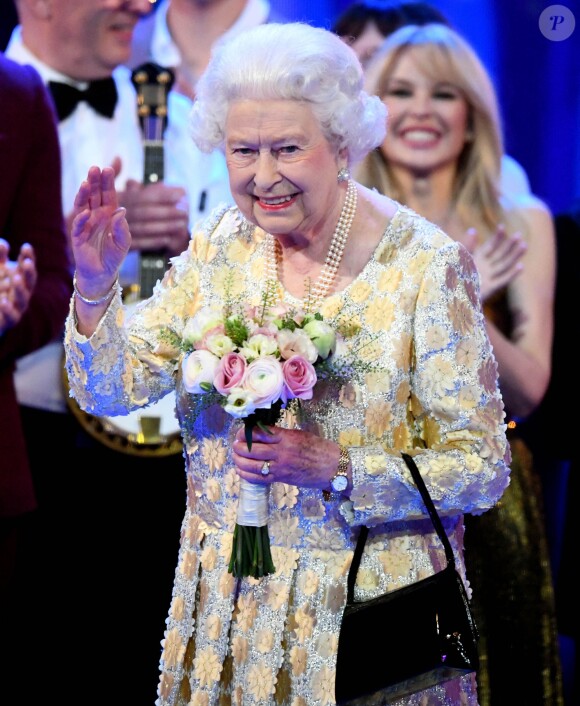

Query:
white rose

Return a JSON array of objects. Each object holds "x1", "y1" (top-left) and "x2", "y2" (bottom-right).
[
  {"x1": 277, "y1": 328, "x2": 318, "y2": 363},
  {"x1": 205, "y1": 333, "x2": 236, "y2": 357},
  {"x1": 223, "y1": 388, "x2": 257, "y2": 418},
  {"x1": 239, "y1": 333, "x2": 279, "y2": 361},
  {"x1": 243, "y1": 355, "x2": 285, "y2": 408},
  {"x1": 183, "y1": 306, "x2": 223, "y2": 347},
  {"x1": 182, "y1": 349, "x2": 220, "y2": 393}
]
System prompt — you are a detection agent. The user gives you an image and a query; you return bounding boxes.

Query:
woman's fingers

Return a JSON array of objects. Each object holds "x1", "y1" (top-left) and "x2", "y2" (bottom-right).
[
  {"x1": 17, "y1": 255, "x2": 37, "y2": 293},
  {"x1": 470, "y1": 226, "x2": 528, "y2": 302},
  {"x1": 462, "y1": 227, "x2": 478, "y2": 254},
  {"x1": 10, "y1": 272, "x2": 33, "y2": 314},
  {"x1": 100, "y1": 166, "x2": 120, "y2": 208},
  {"x1": 0, "y1": 238, "x2": 9, "y2": 264},
  {"x1": 111, "y1": 206, "x2": 130, "y2": 251}
]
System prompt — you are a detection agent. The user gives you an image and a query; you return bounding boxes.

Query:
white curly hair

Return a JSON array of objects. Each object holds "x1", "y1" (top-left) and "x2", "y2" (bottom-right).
[{"x1": 189, "y1": 22, "x2": 387, "y2": 166}]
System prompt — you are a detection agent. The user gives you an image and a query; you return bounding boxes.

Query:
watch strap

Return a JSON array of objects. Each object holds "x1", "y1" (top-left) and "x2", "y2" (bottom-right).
[{"x1": 323, "y1": 444, "x2": 350, "y2": 501}]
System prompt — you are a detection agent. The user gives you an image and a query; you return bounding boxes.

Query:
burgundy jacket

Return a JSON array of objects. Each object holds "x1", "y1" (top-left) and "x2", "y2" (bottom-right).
[{"x1": 0, "y1": 53, "x2": 72, "y2": 517}]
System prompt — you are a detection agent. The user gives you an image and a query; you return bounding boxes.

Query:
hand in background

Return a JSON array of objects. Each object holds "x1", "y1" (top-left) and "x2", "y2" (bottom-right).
[
  {"x1": 463, "y1": 224, "x2": 527, "y2": 302},
  {"x1": 66, "y1": 157, "x2": 190, "y2": 260},
  {"x1": 120, "y1": 179, "x2": 190, "y2": 257},
  {"x1": 0, "y1": 239, "x2": 37, "y2": 334}
]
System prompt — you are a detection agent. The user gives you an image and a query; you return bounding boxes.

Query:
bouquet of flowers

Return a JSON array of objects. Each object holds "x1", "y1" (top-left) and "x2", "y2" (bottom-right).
[{"x1": 178, "y1": 289, "x2": 343, "y2": 579}]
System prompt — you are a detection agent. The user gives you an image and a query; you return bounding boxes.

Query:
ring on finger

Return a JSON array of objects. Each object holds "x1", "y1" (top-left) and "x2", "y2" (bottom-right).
[{"x1": 261, "y1": 460, "x2": 271, "y2": 476}]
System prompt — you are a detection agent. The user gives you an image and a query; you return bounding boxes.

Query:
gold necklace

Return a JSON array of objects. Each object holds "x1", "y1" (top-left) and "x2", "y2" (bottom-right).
[{"x1": 266, "y1": 179, "x2": 358, "y2": 312}]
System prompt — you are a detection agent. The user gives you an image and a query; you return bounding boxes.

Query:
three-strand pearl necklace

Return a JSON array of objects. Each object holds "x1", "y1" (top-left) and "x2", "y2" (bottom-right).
[{"x1": 265, "y1": 179, "x2": 358, "y2": 312}]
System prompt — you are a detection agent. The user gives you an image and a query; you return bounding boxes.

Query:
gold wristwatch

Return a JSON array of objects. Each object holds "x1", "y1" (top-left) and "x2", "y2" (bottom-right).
[{"x1": 323, "y1": 445, "x2": 350, "y2": 501}]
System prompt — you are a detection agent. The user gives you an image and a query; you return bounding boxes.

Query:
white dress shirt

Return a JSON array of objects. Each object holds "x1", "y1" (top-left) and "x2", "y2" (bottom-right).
[
  {"x1": 130, "y1": 0, "x2": 272, "y2": 70},
  {"x1": 6, "y1": 26, "x2": 233, "y2": 413}
]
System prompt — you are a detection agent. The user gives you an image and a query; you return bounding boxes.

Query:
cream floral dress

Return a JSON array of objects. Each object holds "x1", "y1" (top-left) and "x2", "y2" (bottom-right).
[{"x1": 64, "y1": 203, "x2": 510, "y2": 706}]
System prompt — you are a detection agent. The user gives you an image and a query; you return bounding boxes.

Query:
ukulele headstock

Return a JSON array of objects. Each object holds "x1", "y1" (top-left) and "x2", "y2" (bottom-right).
[
  {"x1": 131, "y1": 62, "x2": 175, "y2": 144},
  {"x1": 130, "y1": 62, "x2": 177, "y2": 297}
]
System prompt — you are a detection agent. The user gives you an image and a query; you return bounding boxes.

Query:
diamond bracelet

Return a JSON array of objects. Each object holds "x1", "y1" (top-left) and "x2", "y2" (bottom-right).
[{"x1": 73, "y1": 272, "x2": 120, "y2": 306}]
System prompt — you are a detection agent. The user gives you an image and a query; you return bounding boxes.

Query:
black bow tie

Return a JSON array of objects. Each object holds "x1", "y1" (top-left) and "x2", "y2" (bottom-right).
[{"x1": 48, "y1": 77, "x2": 118, "y2": 122}]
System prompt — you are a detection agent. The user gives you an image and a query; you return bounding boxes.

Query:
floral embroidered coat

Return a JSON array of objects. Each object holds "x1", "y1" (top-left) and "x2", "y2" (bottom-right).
[{"x1": 64, "y1": 203, "x2": 510, "y2": 706}]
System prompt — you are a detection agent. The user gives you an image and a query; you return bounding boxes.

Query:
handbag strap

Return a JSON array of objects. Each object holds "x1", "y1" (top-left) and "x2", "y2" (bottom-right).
[{"x1": 346, "y1": 452, "x2": 456, "y2": 601}]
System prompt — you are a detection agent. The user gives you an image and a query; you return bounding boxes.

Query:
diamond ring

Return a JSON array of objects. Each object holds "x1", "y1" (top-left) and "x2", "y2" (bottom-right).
[{"x1": 261, "y1": 461, "x2": 271, "y2": 476}]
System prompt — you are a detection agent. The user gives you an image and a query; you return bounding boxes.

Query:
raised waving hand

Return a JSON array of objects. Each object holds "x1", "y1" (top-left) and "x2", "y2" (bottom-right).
[{"x1": 71, "y1": 166, "x2": 131, "y2": 297}]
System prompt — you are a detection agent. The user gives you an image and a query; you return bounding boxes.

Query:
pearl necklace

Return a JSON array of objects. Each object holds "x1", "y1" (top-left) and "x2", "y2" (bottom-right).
[{"x1": 266, "y1": 179, "x2": 358, "y2": 311}]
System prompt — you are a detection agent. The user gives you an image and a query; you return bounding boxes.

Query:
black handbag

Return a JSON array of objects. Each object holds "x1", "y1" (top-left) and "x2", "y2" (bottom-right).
[{"x1": 335, "y1": 452, "x2": 479, "y2": 704}]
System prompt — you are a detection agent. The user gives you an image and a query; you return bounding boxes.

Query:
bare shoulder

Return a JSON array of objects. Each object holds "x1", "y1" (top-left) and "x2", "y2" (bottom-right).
[
  {"x1": 502, "y1": 193, "x2": 555, "y2": 237},
  {"x1": 356, "y1": 182, "x2": 399, "y2": 223},
  {"x1": 504, "y1": 192, "x2": 552, "y2": 219}
]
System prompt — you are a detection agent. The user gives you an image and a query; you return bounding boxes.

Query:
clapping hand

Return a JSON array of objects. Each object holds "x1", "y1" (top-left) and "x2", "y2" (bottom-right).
[
  {"x1": 0, "y1": 239, "x2": 37, "y2": 334},
  {"x1": 462, "y1": 224, "x2": 527, "y2": 302},
  {"x1": 71, "y1": 166, "x2": 131, "y2": 298}
]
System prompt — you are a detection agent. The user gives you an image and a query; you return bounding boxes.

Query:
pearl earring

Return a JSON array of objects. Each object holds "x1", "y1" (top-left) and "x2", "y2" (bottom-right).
[{"x1": 337, "y1": 167, "x2": 350, "y2": 183}]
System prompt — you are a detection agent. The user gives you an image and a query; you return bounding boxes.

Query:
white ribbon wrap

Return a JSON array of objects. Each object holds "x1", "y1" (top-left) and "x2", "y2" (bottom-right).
[{"x1": 237, "y1": 478, "x2": 269, "y2": 526}]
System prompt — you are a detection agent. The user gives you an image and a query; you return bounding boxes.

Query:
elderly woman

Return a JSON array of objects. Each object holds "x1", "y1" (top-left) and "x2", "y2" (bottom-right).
[
  {"x1": 65, "y1": 22, "x2": 509, "y2": 706},
  {"x1": 356, "y1": 23, "x2": 560, "y2": 706}
]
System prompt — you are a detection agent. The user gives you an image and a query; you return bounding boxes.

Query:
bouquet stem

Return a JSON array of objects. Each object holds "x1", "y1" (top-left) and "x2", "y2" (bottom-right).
[
  {"x1": 228, "y1": 471, "x2": 276, "y2": 579},
  {"x1": 228, "y1": 407, "x2": 283, "y2": 579},
  {"x1": 228, "y1": 523, "x2": 276, "y2": 578}
]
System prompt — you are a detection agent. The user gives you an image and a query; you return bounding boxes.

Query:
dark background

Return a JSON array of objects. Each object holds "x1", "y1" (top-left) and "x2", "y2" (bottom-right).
[{"x1": 2, "y1": 0, "x2": 578, "y2": 216}]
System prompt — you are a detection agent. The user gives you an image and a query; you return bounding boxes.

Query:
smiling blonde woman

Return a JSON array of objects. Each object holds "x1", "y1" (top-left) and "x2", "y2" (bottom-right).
[{"x1": 357, "y1": 22, "x2": 562, "y2": 706}]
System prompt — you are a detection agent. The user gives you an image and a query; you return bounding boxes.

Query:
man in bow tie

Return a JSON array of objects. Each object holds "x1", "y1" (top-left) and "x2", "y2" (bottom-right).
[
  {"x1": 4, "y1": 1, "x2": 234, "y2": 701},
  {"x1": 6, "y1": 0, "x2": 193, "y2": 247}
]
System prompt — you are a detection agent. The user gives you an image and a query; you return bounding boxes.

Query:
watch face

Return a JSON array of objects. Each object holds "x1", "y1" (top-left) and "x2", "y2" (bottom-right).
[{"x1": 331, "y1": 474, "x2": 348, "y2": 492}]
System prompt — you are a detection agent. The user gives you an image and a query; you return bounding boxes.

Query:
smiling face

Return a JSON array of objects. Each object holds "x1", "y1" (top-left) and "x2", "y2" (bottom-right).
[
  {"x1": 379, "y1": 47, "x2": 470, "y2": 177},
  {"x1": 27, "y1": 0, "x2": 152, "y2": 79},
  {"x1": 224, "y1": 99, "x2": 345, "y2": 242}
]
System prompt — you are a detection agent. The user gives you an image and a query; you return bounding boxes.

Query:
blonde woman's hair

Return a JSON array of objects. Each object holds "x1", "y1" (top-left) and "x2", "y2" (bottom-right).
[{"x1": 357, "y1": 23, "x2": 505, "y2": 231}]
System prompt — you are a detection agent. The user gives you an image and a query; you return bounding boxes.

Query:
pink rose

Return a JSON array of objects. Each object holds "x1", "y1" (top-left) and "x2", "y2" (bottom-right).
[
  {"x1": 214, "y1": 352, "x2": 247, "y2": 395},
  {"x1": 243, "y1": 355, "x2": 285, "y2": 409},
  {"x1": 282, "y1": 355, "x2": 317, "y2": 400}
]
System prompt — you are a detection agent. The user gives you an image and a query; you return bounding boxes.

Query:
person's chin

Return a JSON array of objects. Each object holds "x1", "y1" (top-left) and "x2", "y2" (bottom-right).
[
  {"x1": 251, "y1": 203, "x2": 291, "y2": 228},
  {"x1": 255, "y1": 217, "x2": 283, "y2": 234}
]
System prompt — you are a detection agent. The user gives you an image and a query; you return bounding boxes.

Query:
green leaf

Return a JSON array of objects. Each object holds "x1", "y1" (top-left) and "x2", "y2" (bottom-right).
[
  {"x1": 244, "y1": 419, "x2": 255, "y2": 451},
  {"x1": 256, "y1": 421, "x2": 275, "y2": 435}
]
